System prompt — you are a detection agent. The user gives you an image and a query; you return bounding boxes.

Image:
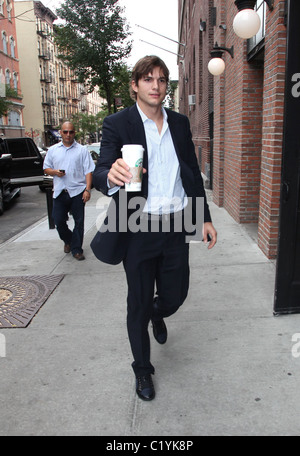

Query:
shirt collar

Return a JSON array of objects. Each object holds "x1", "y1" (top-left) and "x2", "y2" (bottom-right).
[
  {"x1": 136, "y1": 102, "x2": 168, "y2": 124},
  {"x1": 58, "y1": 140, "x2": 77, "y2": 150}
]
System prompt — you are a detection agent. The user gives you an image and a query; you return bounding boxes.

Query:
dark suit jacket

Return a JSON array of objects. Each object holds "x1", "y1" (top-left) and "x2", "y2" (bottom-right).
[{"x1": 91, "y1": 104, "x2": 212, "y2": 264}]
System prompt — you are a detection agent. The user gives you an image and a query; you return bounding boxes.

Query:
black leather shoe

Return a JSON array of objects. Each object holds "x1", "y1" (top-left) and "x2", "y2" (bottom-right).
[
  {"x1": 152, "y1": 319, "x2": 167, "y2": 344},
  {"x1": 136, "y1": 375, "x2": 155, "y2": 401}
]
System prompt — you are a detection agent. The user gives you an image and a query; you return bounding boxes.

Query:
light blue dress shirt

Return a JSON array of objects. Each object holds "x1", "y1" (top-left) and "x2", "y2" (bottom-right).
[
  {"x1": 109, "y1": 103, "x2": 187, "y2": 214},
  {"x1": 44, "y1": 140, "x2": 95, "y2": 199}
]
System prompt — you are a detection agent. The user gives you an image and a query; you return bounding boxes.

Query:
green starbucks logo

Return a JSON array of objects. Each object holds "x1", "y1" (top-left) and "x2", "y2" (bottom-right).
[{"x1": 135, "y1": 158, "x2": 143, "y2": 167}]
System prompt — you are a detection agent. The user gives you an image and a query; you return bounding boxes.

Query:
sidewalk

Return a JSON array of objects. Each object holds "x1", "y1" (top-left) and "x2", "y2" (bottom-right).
[{"x1": 1, "y1": 189, "x2": 300, "y2": 436}]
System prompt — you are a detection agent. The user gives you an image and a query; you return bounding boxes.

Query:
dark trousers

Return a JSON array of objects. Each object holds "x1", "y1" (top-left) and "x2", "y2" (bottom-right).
[
  {"x1": 123, "y1": 220, "x2": 190, "y2": 377},
  {"x1": 52, "y1": 190, "x2": 85, "y2": 255}
]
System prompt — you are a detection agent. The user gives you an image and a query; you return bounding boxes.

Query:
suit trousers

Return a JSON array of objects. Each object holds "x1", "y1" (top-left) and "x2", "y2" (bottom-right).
[
  {"x1": 123, "y1": 217, "x2": 190, "y2": 377},
  {"x1": 52, "y1": 190, "x2": 85, "y2": 255}
]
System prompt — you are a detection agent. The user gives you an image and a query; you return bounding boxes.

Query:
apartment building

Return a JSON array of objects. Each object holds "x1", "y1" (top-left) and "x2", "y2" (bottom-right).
[
  {"x1": 178, "y1": 0, "x2": 287, "y2": 260},
  {"x1": 0, "y1": 0, "x2": 24, "y2": 137},
  {"x1": 14, "y1": 0, "x2": 104, "y2": 148}
]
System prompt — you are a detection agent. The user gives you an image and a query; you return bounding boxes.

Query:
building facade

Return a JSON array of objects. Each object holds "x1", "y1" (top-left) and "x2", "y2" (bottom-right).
[
  {"x1": 14, "y1": 1, "x2": 57, "y2": 147},
  {"x1": 14, "y1": 0, "x2": 104, "y2": 148},
  {"x1": 0, "y1": 0, "x2": 24, "y2": 138},
  {"x1": 178, "y1": 0, "x2": 215, "y2": 189},
  {"x1": 178, "y1": 0, "x2": 287, "y2": 259}
]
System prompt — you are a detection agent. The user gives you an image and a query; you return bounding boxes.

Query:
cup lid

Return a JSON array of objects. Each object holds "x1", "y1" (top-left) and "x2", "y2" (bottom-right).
[{"x1": 121, "y1": 144, "x2": 144, "y2": 151}]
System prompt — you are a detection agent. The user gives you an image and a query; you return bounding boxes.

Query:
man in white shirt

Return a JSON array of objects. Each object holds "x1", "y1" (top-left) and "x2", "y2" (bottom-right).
[
  {"x1": 91, "y1": 56, "x2": 217, "y2": 400},
  {"x1": 44, "y1": 122, "x2": 95, "y2": 261}
]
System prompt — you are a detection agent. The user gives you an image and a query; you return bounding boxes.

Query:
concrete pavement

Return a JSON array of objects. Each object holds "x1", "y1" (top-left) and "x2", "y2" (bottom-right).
[{"x1": 1, "y1": 189, "x2": 300, "y2": 436}]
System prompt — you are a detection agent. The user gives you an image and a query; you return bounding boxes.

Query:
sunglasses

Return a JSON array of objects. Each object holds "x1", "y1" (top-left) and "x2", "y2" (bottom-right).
[{"x1": 62, "y1": 130, "x2": 75, "y2": 134}]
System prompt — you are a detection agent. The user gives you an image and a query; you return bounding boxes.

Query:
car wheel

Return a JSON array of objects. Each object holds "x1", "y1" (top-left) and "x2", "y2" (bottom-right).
[{"x1": 0, "y1": 186, "x2": 4, "y2": 216}]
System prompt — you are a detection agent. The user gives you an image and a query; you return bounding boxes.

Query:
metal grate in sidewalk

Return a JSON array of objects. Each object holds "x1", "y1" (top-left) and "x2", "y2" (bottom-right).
[{"x1": 0, "y1": 275, "x2": 64, "y2": 328}]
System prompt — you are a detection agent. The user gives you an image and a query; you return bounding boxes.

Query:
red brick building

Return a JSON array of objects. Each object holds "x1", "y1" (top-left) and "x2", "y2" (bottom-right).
[
  {"x1": 0, "y1": 0, "x2": 24, "y2": 137},
  {"x1": 178, "y1": 0, "x2": 286, "y2": 259}
]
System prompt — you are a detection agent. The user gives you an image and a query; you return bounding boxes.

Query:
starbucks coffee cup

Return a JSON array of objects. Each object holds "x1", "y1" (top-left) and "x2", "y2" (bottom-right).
[{"x1": 121, "y1": 144, "x2": 144, "y2": 192}]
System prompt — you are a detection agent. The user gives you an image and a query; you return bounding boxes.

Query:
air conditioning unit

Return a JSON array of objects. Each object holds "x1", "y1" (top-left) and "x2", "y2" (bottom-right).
[{"x1": 188, "y1": 94, "x2": 196, "y2": 106}]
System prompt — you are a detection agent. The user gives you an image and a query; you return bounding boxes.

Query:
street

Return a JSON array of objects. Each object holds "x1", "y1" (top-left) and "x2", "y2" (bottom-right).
[
  {"x1": 1, "y1": 183, "x2": 299, "y2": 436},
  {"x1": 0, "y1": 186, "x2": 48, "y2": 244}
]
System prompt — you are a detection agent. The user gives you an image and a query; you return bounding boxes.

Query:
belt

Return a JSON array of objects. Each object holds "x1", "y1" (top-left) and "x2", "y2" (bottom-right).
[{"x1": 141, "y1": 211, "x2": 182, "y2": 222}]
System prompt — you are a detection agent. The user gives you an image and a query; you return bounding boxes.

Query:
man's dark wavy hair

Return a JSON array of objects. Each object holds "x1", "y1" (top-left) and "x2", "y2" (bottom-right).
[{"x1": 130, "y1": 55, "x2": 170, "y2": 101}]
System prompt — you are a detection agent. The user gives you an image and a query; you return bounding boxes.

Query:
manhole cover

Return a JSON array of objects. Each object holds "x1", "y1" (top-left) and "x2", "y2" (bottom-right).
[
  {"x1": 0, "y1": 275, "x2": 64, "y2": 328},
  {"x1": 0, "y1": 289, "x2": 13, "y2": 304}
]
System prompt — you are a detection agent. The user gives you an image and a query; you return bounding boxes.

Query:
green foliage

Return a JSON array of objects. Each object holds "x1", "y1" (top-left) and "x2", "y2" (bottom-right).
[
  {"x1": 164, "y1": 80, "x2": 178, "y2": 110},
  {"x1": 55, "y1": 0, "x2": 132, "y2": 114},
  {"x1": 98, "y1": 64, "x2": 135, "y2": 112},
  {"x1": 0, "y1": 86, "x2": 19, "y2": 117},
  {"x1": 71, "y1": 112, "x2": 101, "y2": 143}
]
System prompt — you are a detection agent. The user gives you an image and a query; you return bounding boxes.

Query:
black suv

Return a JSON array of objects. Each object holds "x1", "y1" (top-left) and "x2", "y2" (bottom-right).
[{"x1": 0, "y1": 137, "x2": 50, "y2": 215}]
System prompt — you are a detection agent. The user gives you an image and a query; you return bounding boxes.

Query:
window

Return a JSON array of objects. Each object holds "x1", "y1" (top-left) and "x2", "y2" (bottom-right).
[
  {"x1": 0, "y1": 68, "x2": 5, "y2": 98},
  {"x1": 0, "y1": 0, "x2": 4, "y2": 15},
  {"x1": 6, "y1": 139, "x2": 29, "y2": 157},
  {"x1": 7, "y1": 0, "x2": 12, "y2": 21},
  {"x1": 10, "y1": 37, "x2": 15, "y2": 58},
  {"x1": 8, "y1": 111, "x2": 21, "y2": 127},
  {"x1": 5, "y1": 69, "x2": 10, "y2": 85},
  {"x1": 2, "y1": 31, "x2": 7, "y2": 54},
  {"x1": 247, "y1": 0, "x2": 267, "y2": 58},
  {"x1": 199, "y1": 31, "x2": 203, "y2": 104},
  {"x1": 13, "y1": 72, "x2": 17, "y2": 90}
]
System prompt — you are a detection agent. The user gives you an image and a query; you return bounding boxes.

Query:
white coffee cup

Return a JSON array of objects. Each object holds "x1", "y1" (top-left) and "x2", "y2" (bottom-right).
[{"x1": 121, "y1": 144, "x2": 144, "y2": 192}]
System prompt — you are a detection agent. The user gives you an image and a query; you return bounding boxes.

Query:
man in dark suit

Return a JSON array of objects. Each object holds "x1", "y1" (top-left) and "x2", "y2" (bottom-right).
[{"x1": 92, "y1": 56, "x2": 217, "y2": 401}]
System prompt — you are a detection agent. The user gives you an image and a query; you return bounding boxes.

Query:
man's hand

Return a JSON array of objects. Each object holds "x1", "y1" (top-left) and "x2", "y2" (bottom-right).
[
  {"x1": 44, "y1": 168, "x2": 65, "y2": 178},
  {"x1": 82, "y1": 190, "x2": 91, "y2": 203},
  {"x1": 107, "y1": 158, "x2": 147, "y2": 188},
  {"x1": 203, "y1": 222, "x2": 217, "y2": 249}
]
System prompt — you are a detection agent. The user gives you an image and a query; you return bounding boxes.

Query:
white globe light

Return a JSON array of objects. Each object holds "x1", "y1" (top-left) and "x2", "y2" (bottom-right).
[
  {"x1": 208, "y1": 58, "x2": 225, "y2": 76},
  {"x1": 233, "y1": 9, "x2": 261, "y2": 39}
]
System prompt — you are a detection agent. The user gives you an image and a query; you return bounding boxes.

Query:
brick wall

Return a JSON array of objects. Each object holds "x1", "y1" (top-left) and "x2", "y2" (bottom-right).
[
  {"x1": 178, "y1": 0, "x2": 214, "y2": 187},
  {"x1": 178, "y1": 0, "x2": 287, "y2": 259},
  {"x1": 219, "y1": 0, "x2": 286, "y2": 256},
  {"x1": 212, "y1": 1, "x2": 264, "y2": 224},
  {"x1": 258, "y1": 0, "x2": 287, "y2": 258},
  {"x1": 0, "y1": 0, "x2": 24, "y2": 136}
]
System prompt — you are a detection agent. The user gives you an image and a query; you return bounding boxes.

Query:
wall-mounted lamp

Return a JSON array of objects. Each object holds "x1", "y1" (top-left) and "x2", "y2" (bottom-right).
[
  {"x1": 233, "y1": 0, "x2": 274, "y2": 39},
  {"x1": 208, "y1": 42, "x2": 234, "y2": 76}
]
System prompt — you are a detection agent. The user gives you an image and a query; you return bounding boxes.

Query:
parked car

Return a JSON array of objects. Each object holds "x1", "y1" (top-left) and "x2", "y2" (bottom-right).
[
  {"x1": 0, "y1": 153, "x2": 21, "y2": 215},
  {"x1": 86, "y1": 142, "x2": 101, "y2": 164},
  {"x1": 38, "y1": 147, "x2": 48, "y2": 160},
  {"x1": 0, "y1": 137, "x2": 51, "y2": 214}
]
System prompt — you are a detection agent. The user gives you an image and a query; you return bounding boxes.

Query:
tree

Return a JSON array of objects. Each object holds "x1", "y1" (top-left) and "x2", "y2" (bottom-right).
[
  {"x1": 55, "y1": 0, "x2": 132, "y2": 114},
  {"x1": 99, "y1": 63, "x2": 134, "y2": 112},
  {"x1": 71, "y1": 112, "x2": 101, "y2": 143},
  {"x1": 0, "y1": 86, "x2": 19, "y2": 117},
  {"x1": 164, "y1": 80, "x2": 178, "y2": 111}
]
